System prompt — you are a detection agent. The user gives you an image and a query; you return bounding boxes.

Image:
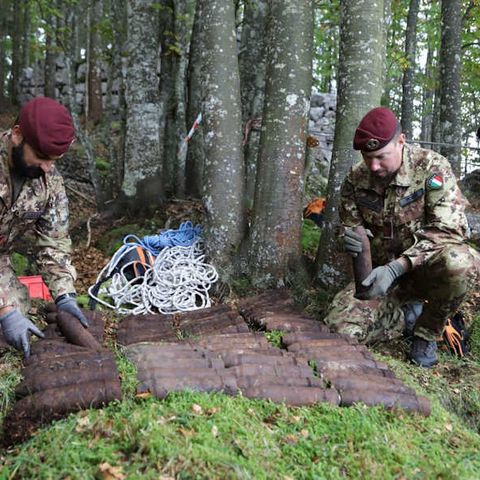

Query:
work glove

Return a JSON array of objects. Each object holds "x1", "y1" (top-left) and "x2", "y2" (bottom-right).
[
  {"x1": 0, "y1": 309, "x2": 45, "y2": 358},
  {"x1": 343, "y1": 228, "x2": 372, "y2": 257},
  {"x1": 359, "y1": 259, "x2": 406, "y2": 299},
  {"x1": 56, "y1": 294, "x2": 90, "y2": 328}
]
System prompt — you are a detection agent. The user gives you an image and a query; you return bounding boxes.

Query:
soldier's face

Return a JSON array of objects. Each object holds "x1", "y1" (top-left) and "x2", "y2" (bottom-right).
[{"x1": 361, "y1": 133, "x2": 406, "y2": 179}]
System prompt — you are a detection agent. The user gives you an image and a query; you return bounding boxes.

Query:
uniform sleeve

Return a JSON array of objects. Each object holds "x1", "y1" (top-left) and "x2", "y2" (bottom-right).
[
  {"x1": 34, "y1": 174, "x2": 76, "y2": 298},
  {"x1": 339, "y1": 173, "x2": 363, "y2": 228},
  {"x1": 401, "y1": 154, "x2": 469, "y2": 268}
]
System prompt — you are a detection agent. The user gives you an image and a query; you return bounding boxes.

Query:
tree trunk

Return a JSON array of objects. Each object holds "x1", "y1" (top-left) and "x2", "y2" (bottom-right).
[
  {"x1": 0, "y1": 1, "x2": 8, "y2": 105},
  {"x1": 400, "y1": 0, "x2": 420, "y2": 139},
  {"x1": 199, "y1": 0, "x2": 245, "y2": 277},
  {"x1": 239, "y1": 0, "x2": 268, "y2": 209},
  {"x1": 420, "y1": 42, "x2": 437, "y2": 147},
  {"x1": 438, "y1": 0, "x2": 462, "y2": 176},
  {"x1": 119, "y1": 0, "x2": 163, "y2": 212},
  {"x1": 244, "y1": 0, "x2": 314, "y2": 286},
  {"x1": 315, "y1": 0, "x2": 386, "y2": 289},
  {"x1": 44, "y1": 10, "x2": 57, "y2": 100},
  {"x1": 86, "y1": 0, "x2": 104, "y2": 125},
  {"x1": 10, "y1": 2, "x2": 22, "y2": 104},
  {"x1": 185, "y1": 0, "x2": 205, "y2": 198}
]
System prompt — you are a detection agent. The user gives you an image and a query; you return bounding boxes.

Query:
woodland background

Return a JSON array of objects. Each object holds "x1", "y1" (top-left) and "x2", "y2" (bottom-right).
[
  {"x1": 1, "y1": 1, "x2": 480, "y2": 478},
  {"x1": 1, "y1": 0, "x2": 479, "y2": 290}
]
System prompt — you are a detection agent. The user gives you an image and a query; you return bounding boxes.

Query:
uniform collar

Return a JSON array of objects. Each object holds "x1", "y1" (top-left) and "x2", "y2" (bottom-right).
[{"x1": 389, "y1": 143, "x2": 413, "y2": 187}]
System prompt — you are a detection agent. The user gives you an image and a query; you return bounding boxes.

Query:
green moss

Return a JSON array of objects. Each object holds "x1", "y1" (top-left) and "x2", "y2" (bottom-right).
[
  {"x1": 96, "y1": 224, "x2": 143, "y2": 256},
  {"x1": 301, "y1": 219, "x2": 321, "y2": 258},
  {"x1": 95, "y1": 157, "x2": 110, "y2": 171},
  {"x1": 11, "y1": 252, "x2": 29, "y2": 276}
]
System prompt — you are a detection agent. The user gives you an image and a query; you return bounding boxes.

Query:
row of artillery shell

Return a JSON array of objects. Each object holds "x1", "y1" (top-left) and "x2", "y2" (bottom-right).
[
  {"x1": 126, "y1": 339, "x2": 337, "y2": 406},
  {"x1": 282, "y1": 334, "x2": 431, "y2": 415}
]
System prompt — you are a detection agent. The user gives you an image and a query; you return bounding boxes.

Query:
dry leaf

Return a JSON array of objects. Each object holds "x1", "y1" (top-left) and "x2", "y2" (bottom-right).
[
  {"x1": 211, "y1": 425, "x2": 219, "y2": 438},
  {"x1": 75, "y1": 416, "x2": 90, "y2": 432},
  {"x1": 135, "y1": 392, "x2": 152, "y2": 399},
  {"x1": 207, "y1": 407, "x2": 219, "y2": 415},
  {"x1": 191, "y1": 404, "x2": 203, "y2": 414},
  {"x1": 283, "y1": 434, "x2": 298, "y2": 445},
  {"x1": 300, "y1": 429, "x2": 309, "y2": 439},
  {"x1": 445, "y1": 423, "x2": 453, "y2": 432},
  {"x1": 98, "y1": 462, "x2": 126, "y2": 480}
]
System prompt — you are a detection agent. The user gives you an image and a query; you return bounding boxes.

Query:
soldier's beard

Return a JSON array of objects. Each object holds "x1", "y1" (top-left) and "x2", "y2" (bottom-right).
[{"x1": 11, "y1": 144, "x2": 43, "y2": 178}]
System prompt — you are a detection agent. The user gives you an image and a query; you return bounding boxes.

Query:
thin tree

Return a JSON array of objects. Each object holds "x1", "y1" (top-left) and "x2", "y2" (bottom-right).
[
  {"x1": 401, "y1": 0, "x2": 420, "y2": 139},
  {"x1": 244, "y1": 0, "x2": 314, "y2": 286},
  {"x1": 315, "y1": 0, "x2": 386, "y2": 289}
]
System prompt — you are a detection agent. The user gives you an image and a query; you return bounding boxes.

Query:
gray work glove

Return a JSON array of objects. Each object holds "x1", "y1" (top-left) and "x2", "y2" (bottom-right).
[
  {"x1": 56, "y1": 294, "x2": 90, "y2": 328},
  {"x1": 0, "y1": 309, "x2": 45, "y2": 358},
  {"x1": 343, "y1": 228, "x2": 372, "y2": 257},
  {"x1": 360, "y1": 259, "x2": 406, "y2": 299}
]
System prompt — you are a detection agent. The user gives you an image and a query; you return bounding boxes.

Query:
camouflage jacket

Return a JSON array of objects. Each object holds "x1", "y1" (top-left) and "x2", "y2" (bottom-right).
[
  {"x1": 0, "y1": 132, "x2": 76, "y2": 308},
  {"x1": 339, "y1": 143, "x2": 470, "y2": 268}
]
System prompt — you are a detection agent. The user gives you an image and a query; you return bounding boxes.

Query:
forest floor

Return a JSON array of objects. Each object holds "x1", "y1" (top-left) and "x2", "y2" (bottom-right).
[{"x1": 1, "y1": 112, "x2": 480, "y2": 477}]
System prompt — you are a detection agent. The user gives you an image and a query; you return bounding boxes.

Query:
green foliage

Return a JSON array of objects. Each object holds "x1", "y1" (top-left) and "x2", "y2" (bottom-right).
[
  {"x1": 264, "y1": 330, "x2": 283, "y2": 348},
  {"x1": 469, "y1": 314, "x2": 480, "y2": 360},
  {"x1": 0, "y1": 351, "x2": 22, "y2": 423},
  {"x1": 96, "y1": 224, "x2": 143, "y2": 256},
  {"x1": 95, "y1": 157, "x2": 110, "y2": 171},
  {"x1": 301, "y1": 219, "x2": 321, "y2": 258},
  {"x1": 11, "y1": 252, "x2": 29, "y2": 276}
]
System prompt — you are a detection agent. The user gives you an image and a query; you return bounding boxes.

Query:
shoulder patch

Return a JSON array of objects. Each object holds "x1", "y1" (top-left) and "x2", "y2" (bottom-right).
[{"x1": 426, "y1": 173, "x2": 443, "y2": 190}]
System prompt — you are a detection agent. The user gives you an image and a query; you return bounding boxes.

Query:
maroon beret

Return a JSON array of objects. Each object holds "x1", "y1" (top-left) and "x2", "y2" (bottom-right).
[
  {"x1": 19, "y1": 97, "x2": 75, "y2": 157},
  {"x1": 353, "y1": 107, "x2": 399, "y2": 152}
]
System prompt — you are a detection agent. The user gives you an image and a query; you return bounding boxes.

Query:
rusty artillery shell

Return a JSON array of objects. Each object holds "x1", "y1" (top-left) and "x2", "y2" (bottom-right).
[
  {"x1": 22, "y1": 351, "x2": 116, "y2": 376},
  {"x1": 135, "y1": 366, "x2": 228, "y2": 380},
  {"x1": 286, "y1": 338, "x2": 362, "y2": 351},
  {"x1": 352, "y1": 225, "x2": 373, "y2": 299},
  {"x1": 318, "y1": 364, "x2": 396, "y2": 379},
  {"x1": 228, "y1": 363, "x2": 315, "y2": 378},
  {"x1": 127, "y1": 354, "x2": 225, "y2": 370},
  {"x1": 241, "y1": 385, "x2": 340, "y2": 406},
  {"x1": 221, "y1": 352, "x2": 307, "y2": 368},
  {"x1": 237, "y1": 289, "x2": 291, "y2": 308},
  {"x1": 236, "y1": 375, "x2": 324, "y2": 389},
  {"x1": 282, "y1": 331, "x2": 355, "y2": 347},
  {"x1": 44, "y1": 303, "x2": 58, "y2": 313},
  {"x1": 42, "y1": 324, "x2": 60, "y2": 339},
  {"x1": 173, "y1": 304, "x2": 234, "y2": 323},
  {"x1": 16, "y1": 362, "x2": 119, "y2": 397},
  {"x1": 322, "y1": 371, "x2": 403, "y2": 387},
  {"x1": 208, "y1": 348, "x2": 283, "y2": 357},
  {"x1": 326, "y1": 376, "x2": 416, "y2": 396},
  {"x1": 175, "y1": 310, "x2": 240, "y2": 328},
  {"x1": 137, "y1": 373, "x2": 238, "y2": 398},
  {"x1": 45, "y1": 312, "x2": 58, "y2": 324},
  {"x1": 261, "y1": 318, "x2": 328, "y2": 333},
  {"x1": 339, "y1": 388, "x2": 431, "y2": 416},
  {"x1": 310, "y1": 357, "x2": 390, "y2": 371},
  {"x1": 12, "y1": 379, "x2": 122, "y2": 418},
  {"x1": 296, "y1": 347, "x2": 375, "y2": 362},
  {"x1": 57, "y1": 311, "x2": 102, "y2": 350}
]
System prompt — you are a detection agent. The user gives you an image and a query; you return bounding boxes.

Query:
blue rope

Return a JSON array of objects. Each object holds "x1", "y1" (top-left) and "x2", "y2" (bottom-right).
[{"x1": 123, "y1": 221, "x2": 203, "y2": 256}]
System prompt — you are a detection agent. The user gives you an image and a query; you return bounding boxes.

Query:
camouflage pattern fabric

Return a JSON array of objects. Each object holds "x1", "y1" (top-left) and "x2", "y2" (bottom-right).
[
  {"x1": 0, "y1": 132, "x2": 76, "y2": 310},
  {"x1": 326, "y1": 143, "x2": 480, "y2": 343}
]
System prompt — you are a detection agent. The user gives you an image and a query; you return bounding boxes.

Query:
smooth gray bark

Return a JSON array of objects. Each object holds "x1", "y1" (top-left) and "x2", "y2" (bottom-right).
[
  {"x1": 438, "y1": 0, "x2": 462, "y2": 176},
  {"x1": 199, "y1": 0, "x2": 245, "y2": 277},
  {"x1": 315, "y1": 0, "x2": 386, "y2": 289},
  {"x1": 120, "y1": 0, "x2": 163, "y2": 211},
  {"x1": 245, "y1": 0, "x2": 314, "y2": 286},
  {"x1": 400, "y1": 0, "x2": 420, "y2": 139}
]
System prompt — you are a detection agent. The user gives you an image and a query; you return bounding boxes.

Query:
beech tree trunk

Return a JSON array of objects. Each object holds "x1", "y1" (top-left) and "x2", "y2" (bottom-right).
[
  {"x1": 400, "y1": 0, "x2": 420, "y2": 139},
  {"x1": 315, "y1": 0, "x2": 386, "y2": 289},
  {"x1": 245, "y1": 0, "x2": 314, "y2": 286},
  {"x1": 199, "y1": 0, "x2": 245, "y2": 277},
  {"x1": 438, "y1": 0, "x2": 462, "y2": 176},
  {"x1": 120, "y1": 0, "x2": 163, "y2": 211}
]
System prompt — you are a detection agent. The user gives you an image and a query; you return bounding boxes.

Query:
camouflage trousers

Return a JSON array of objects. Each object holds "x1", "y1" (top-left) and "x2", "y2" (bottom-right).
[
  {"x1": 324, "y1": 243, "x2": 480, "y2": 344},
  {"x1": 0, "y1": 255, "x2": 31, "y2": 315}
]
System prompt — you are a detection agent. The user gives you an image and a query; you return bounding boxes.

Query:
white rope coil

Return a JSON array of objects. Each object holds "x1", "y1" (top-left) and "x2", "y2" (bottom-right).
[{"x1": 88, "y1": 240, "x2": 218, "y2": 315}]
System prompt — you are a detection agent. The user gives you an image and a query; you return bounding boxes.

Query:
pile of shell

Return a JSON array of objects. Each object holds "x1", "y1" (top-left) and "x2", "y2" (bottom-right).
[{"x1": 2, "y1": 307, "x2": 122, "y2": 445}]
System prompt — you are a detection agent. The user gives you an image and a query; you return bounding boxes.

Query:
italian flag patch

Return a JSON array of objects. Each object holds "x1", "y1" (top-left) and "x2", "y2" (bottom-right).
[{"x1": 427, "y1": 173, "x2": 443, "y2": 190}]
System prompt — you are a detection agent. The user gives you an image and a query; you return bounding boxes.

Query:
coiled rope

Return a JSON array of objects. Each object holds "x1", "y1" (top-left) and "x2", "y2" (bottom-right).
[{"x1": 88, "y1": 223, "x2": 218, "y2": 315}]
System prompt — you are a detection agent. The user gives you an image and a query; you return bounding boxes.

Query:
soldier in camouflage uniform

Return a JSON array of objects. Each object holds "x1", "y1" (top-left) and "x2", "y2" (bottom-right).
[
  {"x1": 0, "y1": 97, "x2": 89, "y2": 357},
  {"x1": 324, "y1": 107, "x2": 480, "y2": 367}
]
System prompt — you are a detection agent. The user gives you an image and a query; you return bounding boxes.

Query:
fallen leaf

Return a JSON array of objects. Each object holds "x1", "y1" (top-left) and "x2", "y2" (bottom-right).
[
  {"x1": 191, "y1": 404, "x2": 203, "y2": 414},
  {"x1": 135, "y1": 392, "x2": 152, "y2": 399},
  {"x1": 283, "y1": 434, "x2": 298, "y2": 445},
  {"x1": 207, "y1": 407, "x2": 220, "y2": 415},
  {"x1": 445, "y1": 423, "x2": 453, "y2": 432},
  {"x1": 300, "y1": 429, "x2": 309, "y2": 439},
  {"x1": 98, "y1": 462, "x2": 126, "y2": 480},
  {"x1": 211, "y1": 425, "x2": 219, "y2": 438},
  {"x1": 75, "y1": 416, "x2": 90, "y2": 432}
]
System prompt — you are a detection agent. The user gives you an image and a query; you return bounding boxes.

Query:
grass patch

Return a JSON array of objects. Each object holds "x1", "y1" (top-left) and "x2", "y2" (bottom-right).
[
  {"x1": 469, "y1": 314, "x2": 480, "y2": 359},
  {"x1": 264, "y1": 330, "x2": 283, "y2": 348},
  {"x1": 1, "y1": 390, "x2": 480, "y2": 479},
  {"x1": 0, "y1": 351, "x2": 23, "y2": 423},
  {"x1": 301, "y1": 219, "x2": 321, "y2": 259}
]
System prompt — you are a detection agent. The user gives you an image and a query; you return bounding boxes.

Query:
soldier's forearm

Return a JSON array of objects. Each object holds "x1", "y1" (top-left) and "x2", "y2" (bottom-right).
[{"x1": 396, "y1": 256, "x2": 411, "y2": 273}]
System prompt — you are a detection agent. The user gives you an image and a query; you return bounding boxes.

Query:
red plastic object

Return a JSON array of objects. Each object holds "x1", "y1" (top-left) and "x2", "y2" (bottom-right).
[{"x1": 18, "y1": 275, "x2": 53, "y2": 301}]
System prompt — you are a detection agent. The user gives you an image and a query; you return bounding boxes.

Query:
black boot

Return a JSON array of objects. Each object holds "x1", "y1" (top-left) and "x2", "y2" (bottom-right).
[{"x1": 410, "y1": 336, "x2": 438, "y2": 367}]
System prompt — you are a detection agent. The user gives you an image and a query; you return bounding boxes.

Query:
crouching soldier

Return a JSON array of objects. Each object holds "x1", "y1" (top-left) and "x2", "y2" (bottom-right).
[
  {"x1": 324, "y1": 107, "x2": 480, "y2": 367},
  {"x1": 0, "y1": 97, "x2": 89, "y2": 358}
]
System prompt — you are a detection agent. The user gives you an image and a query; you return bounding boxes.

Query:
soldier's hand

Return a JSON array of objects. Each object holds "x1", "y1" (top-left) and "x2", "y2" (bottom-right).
[
  {"x1": 360, "y1": 260, "x2": 406, "y2": 299},
  {"x1": 0, "y1": 309, "x2": 45, "y2": 358},
  {"x1": 343, "y1": 228, "x2": 372, "y2": 257},
  {"x1": 56, "y1": 294, "x2": 90, "y2": 328}
]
